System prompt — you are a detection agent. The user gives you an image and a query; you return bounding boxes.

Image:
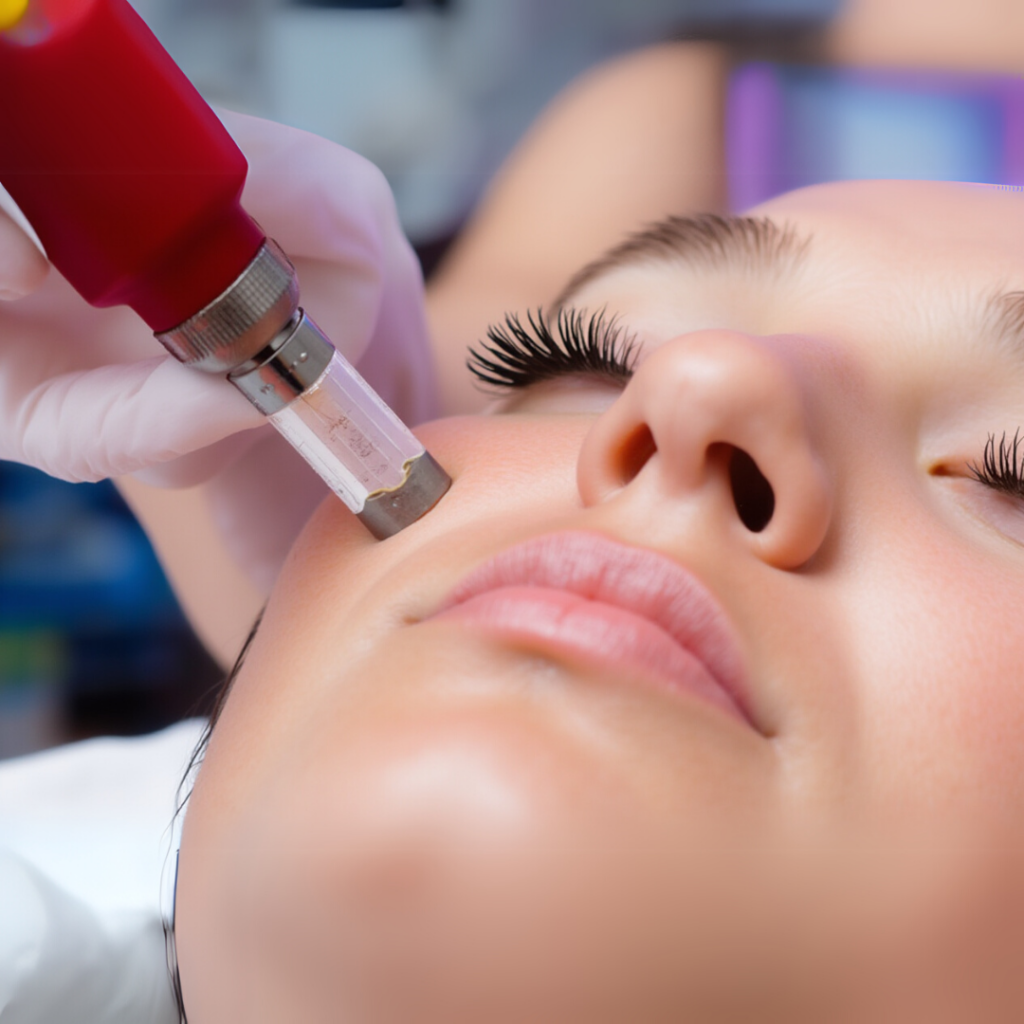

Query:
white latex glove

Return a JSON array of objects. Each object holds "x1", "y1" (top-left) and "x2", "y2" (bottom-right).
[{"x1": 0, "y1": 111, "x2": 437, "y2": 590}]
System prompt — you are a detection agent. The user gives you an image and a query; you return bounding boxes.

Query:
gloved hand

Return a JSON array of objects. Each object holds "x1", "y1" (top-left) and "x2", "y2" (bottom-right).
[{"x1": 0, "y1": 110, "x2": 437, "y2": 591}]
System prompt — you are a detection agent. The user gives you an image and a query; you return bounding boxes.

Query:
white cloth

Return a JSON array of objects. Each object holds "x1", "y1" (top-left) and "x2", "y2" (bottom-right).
[{"x1": 0, "y1": 720, "x2": 205, "y2": 1024}]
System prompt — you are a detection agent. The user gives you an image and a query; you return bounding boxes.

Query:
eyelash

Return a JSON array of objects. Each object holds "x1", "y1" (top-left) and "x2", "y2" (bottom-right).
[
  {"x1": 467, "y1": 308, "x2": 638, "y2": 391},
  {"x1": 969, "y1": 430, "x2": 1024, "y2": 498}
]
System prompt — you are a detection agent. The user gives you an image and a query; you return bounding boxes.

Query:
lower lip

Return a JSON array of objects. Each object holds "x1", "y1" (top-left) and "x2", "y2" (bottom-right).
[{"x1": 432, "y1": 586, "x2": 748, "y2": 723}]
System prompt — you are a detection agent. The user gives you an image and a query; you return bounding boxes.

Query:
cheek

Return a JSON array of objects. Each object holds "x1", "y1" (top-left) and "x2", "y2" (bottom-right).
[
  {"x1": 283, "y1": 413, "x2": 593, "y2": 587},
  {"x1": 249, "y1": 412, "x2": 595, "y2": 667},
  {"x1": 245, "y1": 412, "x2": 597, "y2": 705},
  {"x1": 850, "y1": 533, "x2": 1024, "y2": 827},
  {"x1": 414, "y1": 413, "x2": 592, "y2": 518}
]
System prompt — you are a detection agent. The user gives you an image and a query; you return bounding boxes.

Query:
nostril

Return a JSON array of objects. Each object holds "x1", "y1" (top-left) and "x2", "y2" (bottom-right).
[
  {"x1": 728, "y1": 447, "x2": 775, "y2": 532},
  {"x1": 616, "y1": 423, "x2": 657, "y2": 487}
]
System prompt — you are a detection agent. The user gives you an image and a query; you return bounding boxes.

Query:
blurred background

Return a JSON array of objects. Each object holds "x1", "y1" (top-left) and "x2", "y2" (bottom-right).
[{"x1": 5, "y1": 0, "x2": 1024, "y2": 758}]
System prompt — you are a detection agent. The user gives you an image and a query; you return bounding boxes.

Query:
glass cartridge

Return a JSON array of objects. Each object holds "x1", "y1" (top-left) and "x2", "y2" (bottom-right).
[
  {"x1": 270, "y1": 348, "x2": 425, "y2": 513},
  {"x1": 230, "y1": 309, "x2": 452, "y2": 540},
  {"x1": 159, "y1": 240, "x2": 451, "y2": 540}
]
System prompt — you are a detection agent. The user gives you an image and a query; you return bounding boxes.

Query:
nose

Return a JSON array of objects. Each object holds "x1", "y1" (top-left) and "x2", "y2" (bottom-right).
[{"x1": 577, "y1": 330, "x2": 832, "y2": 569}]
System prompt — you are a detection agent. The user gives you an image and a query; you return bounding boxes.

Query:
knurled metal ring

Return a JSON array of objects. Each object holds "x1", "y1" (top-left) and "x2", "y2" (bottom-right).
[{"x1": 156, "y1": 239, "x2": 300, "y2": 374}]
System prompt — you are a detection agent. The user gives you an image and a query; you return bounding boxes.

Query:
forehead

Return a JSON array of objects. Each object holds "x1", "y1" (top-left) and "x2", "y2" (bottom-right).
[{"x1": 759, "y1": 180, "x2": 1024, "y2": 281}]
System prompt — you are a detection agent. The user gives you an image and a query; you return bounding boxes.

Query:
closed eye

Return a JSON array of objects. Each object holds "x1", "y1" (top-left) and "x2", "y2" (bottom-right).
[{"x1": 467, "y1": 307, "x2": 638, "y2": 392}]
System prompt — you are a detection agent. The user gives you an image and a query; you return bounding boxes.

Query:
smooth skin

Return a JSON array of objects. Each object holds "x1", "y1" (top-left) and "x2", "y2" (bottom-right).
[{"x1": 174, "y1": 175, "x2": 1024, "y2": 1022}]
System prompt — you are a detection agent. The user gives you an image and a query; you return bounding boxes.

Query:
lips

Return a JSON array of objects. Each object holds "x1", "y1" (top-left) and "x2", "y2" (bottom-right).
[{"x1": 430, "y1": 531, "x2": 754, "y2": 728}]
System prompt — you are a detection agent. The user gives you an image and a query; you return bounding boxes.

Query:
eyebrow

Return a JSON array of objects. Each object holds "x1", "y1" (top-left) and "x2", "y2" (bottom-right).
[
  {"x1": 553, "y1": 213, "x2": 812, "y2": 309},
  {"x1": 986, "y1": 289, "x2": 1024, "y2": 354}
]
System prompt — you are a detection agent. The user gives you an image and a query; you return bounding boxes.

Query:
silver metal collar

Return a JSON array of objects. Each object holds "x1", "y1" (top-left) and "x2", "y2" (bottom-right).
[{"x1": 156, "y1": 240, "x2": 300, "y2": 374}]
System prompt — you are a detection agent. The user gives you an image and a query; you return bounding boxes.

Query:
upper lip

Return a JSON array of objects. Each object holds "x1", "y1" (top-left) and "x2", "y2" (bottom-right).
[{"x1": 436, "y1": 530, "x2": 754, "y2": 727}]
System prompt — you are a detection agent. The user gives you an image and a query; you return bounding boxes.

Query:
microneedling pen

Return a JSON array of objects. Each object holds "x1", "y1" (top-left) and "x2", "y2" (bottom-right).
[{"x1": 0, "y1": 0, "x2": 451, "y2": 539}]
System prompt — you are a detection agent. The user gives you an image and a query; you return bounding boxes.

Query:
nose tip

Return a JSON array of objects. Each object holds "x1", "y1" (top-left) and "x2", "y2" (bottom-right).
[{"x1": 577, "y1": 330, "x2": 832, "y2": 570}]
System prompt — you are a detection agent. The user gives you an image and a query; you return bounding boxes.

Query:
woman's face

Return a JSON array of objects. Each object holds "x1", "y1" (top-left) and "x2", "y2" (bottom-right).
[{"x1": 178, "y1": 181, "x2": 1024, "y2": 1023}]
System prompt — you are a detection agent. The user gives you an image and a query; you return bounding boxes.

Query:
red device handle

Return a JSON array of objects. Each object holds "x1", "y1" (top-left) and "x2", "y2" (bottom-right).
[{"x1": 0, "y1": 0, "x2": 265, "y2": 332}]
